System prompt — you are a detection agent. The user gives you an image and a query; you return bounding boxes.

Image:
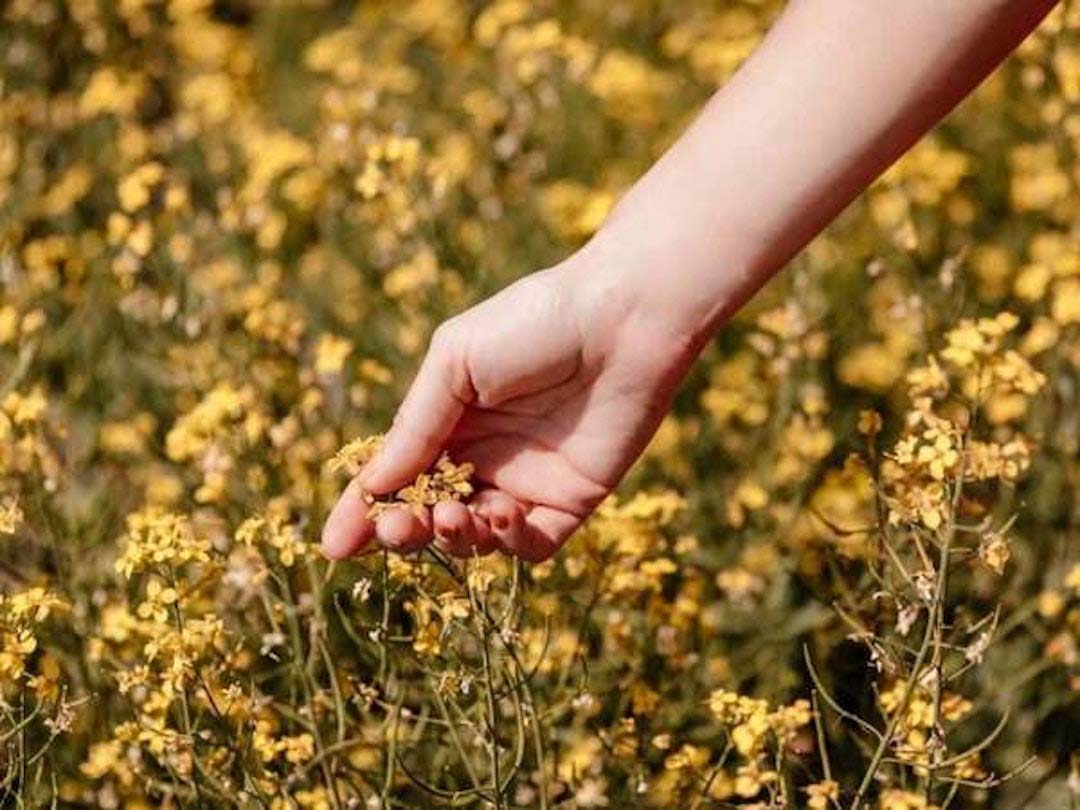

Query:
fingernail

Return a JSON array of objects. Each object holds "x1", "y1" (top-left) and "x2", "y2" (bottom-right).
[
  {"x1": 320, "y1": 532, "x2": 351, "y2": 560},
  {"x1": 320, "y1": 540, "x2": 345, "y2": 560}
]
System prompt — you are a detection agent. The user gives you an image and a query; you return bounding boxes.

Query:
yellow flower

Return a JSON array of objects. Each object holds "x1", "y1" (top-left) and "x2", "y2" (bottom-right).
[
  {"x1": 0, "y1": 496, "x2": 22, "y2": 535},
  {"x1": 806, "y1": 779, "x2": 840, "y2": 810},
  {"x1": 368, "y1": 452, "x2": 475, "y2": 517},
  {"x1": 80, "y1": 68, "x2": 145, "y2": 118},
  {"x1": 540, "y1": 180, "x2": 615, "y2": 240},
  {"x1": 382, "y1": 248, "x2": 439, "y2": 298},
  {"x1": 878, "y1": 788, "x2": 938, "y2": 810},
  {"x1": 313, "y1": 333, "x2": 353, "y2": 376},
  {"x1": 328, "y1": 435, "x2": 384, "y2": 477},
  {"x1": 117, "y1": 162, "x2": 165, "y2": 213},
  {"x1": 3, "y1": 588, "x2": 69, "y2": 623},
  {"x1": 165, "y1": 383, "x2": 252, "y2": 463},
  {"x1": 115, "y1": 509, "x2": 212, "y2": 579},
  {"x1": 81, "y1": 740, "x2": 138, "y2": 787},
  {"x1": 136, "y1": 578, "x2": 179, "y2": 624},
  {"x1": 979, "y1": 535, "x2": 1011, "y2": 575},
  {"x1": 40, "y1": 163, "x2": 93, "y2": 217},
  {"x1": 1052, "y1": 277, "x2": 1080, "y2": 325},
  {"x1": 281, "y1": 733, "x2": 315, "y2": 765},
  {"x1": 1065, "y1": 563, "x2": 1080, "y2": 594}
]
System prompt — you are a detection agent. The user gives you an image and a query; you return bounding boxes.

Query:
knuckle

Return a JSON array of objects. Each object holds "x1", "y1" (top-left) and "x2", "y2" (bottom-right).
[{"x1": 428, "y1": 319, "x2": 474, "y2": 402}]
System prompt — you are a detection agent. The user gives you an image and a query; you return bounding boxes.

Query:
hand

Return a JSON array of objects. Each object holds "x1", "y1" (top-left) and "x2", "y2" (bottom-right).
[{"x1": 320, "y1": 252, "x2": 700, "y2": 562}]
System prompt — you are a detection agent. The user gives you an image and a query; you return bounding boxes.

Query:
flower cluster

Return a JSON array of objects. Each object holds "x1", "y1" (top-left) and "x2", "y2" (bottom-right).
[
  {"x1": 1, "y1": 0, "x2": 1078, "y2": 807},
  {"x1": 882, "y1": 312, "x2": 1045, "y2": 532},
  {"x1": 704, "y1": 690, "x2": 813, "y2": 801},
  {"x1": 330, "y1": 433, "x2": 475, "y2": 518}
]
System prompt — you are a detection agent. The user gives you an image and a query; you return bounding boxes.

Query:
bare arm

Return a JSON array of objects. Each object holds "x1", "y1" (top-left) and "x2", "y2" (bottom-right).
[{"x1": 584, "y1": 0, "x2": 1059, "y2": 346}]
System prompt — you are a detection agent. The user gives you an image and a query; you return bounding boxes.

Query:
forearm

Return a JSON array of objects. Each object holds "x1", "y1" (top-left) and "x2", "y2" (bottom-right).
[{"x1": 578, "y1": 0, "x2": 1057, "y2": 344}]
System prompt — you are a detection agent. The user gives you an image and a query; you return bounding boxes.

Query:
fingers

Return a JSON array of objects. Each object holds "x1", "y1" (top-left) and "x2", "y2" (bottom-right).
[
  {"x1": 374, "y1": 505, "x2": 432, "y2": 553},
  {"x1": 431, "y1": 500, "x2": 470, "y2": 556},
  {"x1": 432, "y1": 500, "x2": 496, "y2": 558},
  {"x1": 468, "y1": 510, "x2": 496, "y2": 555},
  {"x1": 371, "y1": 498, "x2": 503, "y2": 559},
  {"x1": 322, "y1": 484, "x2": 574, "y2": 563},
  {"x1": 472, "y1": 489, "x2": 523, "y2": 541},
  {"x1": 321, "y1": 477, "x2": 377, "y2": 560},
  {"x1": 471, "y1": 490, "x2": 573, "y2": 562},
  {"x1": 361, "y1": 327, "x2": 473, "y2": 495},
  {"x1": 519, "y1": 505, "x2": 579, "y2": 562}
]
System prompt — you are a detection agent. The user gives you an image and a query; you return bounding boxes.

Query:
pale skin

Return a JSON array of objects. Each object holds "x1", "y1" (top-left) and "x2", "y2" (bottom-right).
[{"x1": 322, "y1": 0, "x2": 1059, "y2": 563}]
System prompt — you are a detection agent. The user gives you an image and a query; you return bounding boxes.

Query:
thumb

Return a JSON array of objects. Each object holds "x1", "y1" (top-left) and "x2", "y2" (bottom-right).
[{"x1": 361, "y1": 324, "x2": 472, "y2": 493}]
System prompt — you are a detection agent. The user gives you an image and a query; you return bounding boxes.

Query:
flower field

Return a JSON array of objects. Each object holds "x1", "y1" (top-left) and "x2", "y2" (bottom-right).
[{"x1": 2, "y1": 1, "x2": 1080, "y2": 808}]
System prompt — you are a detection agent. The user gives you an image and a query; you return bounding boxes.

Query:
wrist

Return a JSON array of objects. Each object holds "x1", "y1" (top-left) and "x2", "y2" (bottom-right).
[{"x1": 569, "y1": 200, "x2": 760, "y2": 350}]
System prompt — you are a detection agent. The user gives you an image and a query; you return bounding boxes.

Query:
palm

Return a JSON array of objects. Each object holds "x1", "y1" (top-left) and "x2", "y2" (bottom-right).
[{"x1": 450, "y1": 330, "x2": 677, "y2": 524}]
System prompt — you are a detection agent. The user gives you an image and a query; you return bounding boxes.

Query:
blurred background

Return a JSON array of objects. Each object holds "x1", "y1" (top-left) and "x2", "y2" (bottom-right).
[{"x1": 1, "y1": 1, "x2": 1079, "y2": 807}]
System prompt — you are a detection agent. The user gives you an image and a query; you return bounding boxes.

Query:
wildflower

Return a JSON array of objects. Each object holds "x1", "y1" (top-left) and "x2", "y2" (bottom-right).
[
  {"x1": 313, "y1": 333, "x2": 353, "y2": 376},
  {"x1": 330, "y1": 435, "x2": 475, "y2": 520},
  {"x1": 267, "y1": 519, "x2": 309, "y2": 568},
  {"x1": 328, "y1": 434, "x2": 385, "y2": 476},
  {"x1": 391, "y1": 453, "x2": 475, "y2": 511},
  {"x1": 0, "y1": 628, "x2": 37, "y2": 680},
  {"x1": 3, "y1": 588, "x2": 69, "y2": 623},
  {"x1": 281, "y1": 733, "x2": 316, "y2": 764},
  {"x1": 978, "y1": 535, "x2": 1011, "y2": 575},
  {"x1": 806, "y1": 779, "x2": 840, "y2": 810},
  {"x1": 135, "y1": 578, "x2": 179, "y2": 624},
  {"x1": 81, "y1": 740, "x2": 138, "y2": 788},
  {"x1": 2, "y1": 2, "x2": 1076, "y2": 805},
  {"x1": 708, "y1": 689, "x2": 810, "y2": 758},
  {"x1": 165, "y1": 384, "x2": 253, "y2": 463},
  {"x1": 115, "y1": 509, "x2": 211, "y2": 578},
  {"x1": 117, "y1": 162, "x2": 165, "y2": 213},
  {"x1": 1065, "y1": 563, "x2": 1080, "y2": 594},
  {"x1": 878, "y1": 789, "x2": 938, "y2": 810}
]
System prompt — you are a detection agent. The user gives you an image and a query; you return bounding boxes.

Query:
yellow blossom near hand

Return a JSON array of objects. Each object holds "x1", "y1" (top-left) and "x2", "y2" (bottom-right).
[
  {"x1": 329, "y1": 434, "x2": 475, "y2": 522},
  {"x1": 328, "y1": 435, "x2": 385, "y2": 477}
]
